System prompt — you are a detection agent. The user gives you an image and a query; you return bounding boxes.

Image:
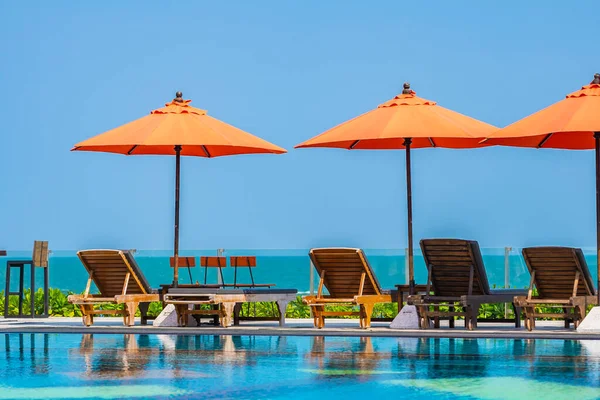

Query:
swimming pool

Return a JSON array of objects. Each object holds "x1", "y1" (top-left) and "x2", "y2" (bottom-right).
[{"x1": 1, "y1": 334, "x2": 599, "y2": 399}]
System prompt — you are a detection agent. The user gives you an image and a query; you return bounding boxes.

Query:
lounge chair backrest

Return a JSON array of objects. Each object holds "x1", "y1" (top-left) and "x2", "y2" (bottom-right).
[
  {"x1": 309, "y1": 248, "x2": 382, "y2": 297},
  {"x1": 420, "y1": 239, "x2": 490, "y2": 296},
  {"x1": 522, "y1": 247, "x2": 595, "y2": 298},
  {"x1": 77, "y1": 250, "x2": 152, "y2": 297}
]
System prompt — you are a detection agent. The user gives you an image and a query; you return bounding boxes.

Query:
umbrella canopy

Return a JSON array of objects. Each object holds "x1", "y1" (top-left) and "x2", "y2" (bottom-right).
[
  {"x1": 73, "y1": 93, "x2": 286, "y2": 157},
  {"x1": 296, "y1": 84, "x2": 497, "y2": 293},
  {"x1": 73, "y1": 92, "x2": 286, "y2": 285},
  {"x1": 483, "y1": 73, "x2": 600, "y2": 302}
]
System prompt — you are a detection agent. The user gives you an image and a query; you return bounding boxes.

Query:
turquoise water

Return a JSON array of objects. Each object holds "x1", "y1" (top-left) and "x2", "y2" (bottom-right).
[
  {"x1": 1, "y1": 334, "x2": 600, "y2": 399},
  {"x1": 0, "y1": 248, "x2": 556, "y2": 294}
]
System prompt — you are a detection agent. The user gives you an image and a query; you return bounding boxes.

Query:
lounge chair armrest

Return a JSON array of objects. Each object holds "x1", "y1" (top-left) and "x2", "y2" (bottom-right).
[
  {"x1": 302, "y1": 295, "x2": 317, "y2": 305},
  {"x1": 355, "y1": 294, "x2": 391, "y2": 304},
  {"x1": 570, "y1": 295, "x2": 599, "y2": 306},
  {"x1": 115, "y1": 294, "x2": 160, "y2": 303}
]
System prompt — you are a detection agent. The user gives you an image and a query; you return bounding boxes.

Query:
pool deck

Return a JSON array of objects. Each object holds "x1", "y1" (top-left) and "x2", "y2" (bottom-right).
[{"x1": 2, "y1": 317, "x2": 600, "y2": 340}]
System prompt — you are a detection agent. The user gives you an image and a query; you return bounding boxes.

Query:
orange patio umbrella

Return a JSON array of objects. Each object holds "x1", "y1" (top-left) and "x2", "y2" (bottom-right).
[
  {"x1": 483, "y1": 73, "x2": 600, "y2": 302},
  {"x1": 296, "y1": 83, "x2": 497, "y2": 293},
  {"x1": 73, "y1": 92, "x2": 286, "y2": 286}
]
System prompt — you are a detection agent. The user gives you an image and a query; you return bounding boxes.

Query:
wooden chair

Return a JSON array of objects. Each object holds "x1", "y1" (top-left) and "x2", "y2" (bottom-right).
[
  {"x1": 67, "y1": 250, "x2": 159, "y2": 326},
  {"x1": 229, "y1": 256, "x2": 274, "y2": 288},
  {"x1": 302, "y1": 248, "x2": 391, "y2": 329},
  {"x1": 515, "y1": 247, "x2": 598, "y2": 331},
  {"x1": 200, "y1": 256, "x2": 227, "y2": 287},
  {"x1": 169, "y1": 256, "x2": 197, "y2": 285},
  {"x1": 410, "y1": 239, "x2": 527, "y2": 330}
]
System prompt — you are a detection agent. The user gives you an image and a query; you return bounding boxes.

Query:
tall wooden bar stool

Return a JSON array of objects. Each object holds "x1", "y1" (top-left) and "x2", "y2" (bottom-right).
[{"x1": 4, "y1": 241, "x2": 49, "y2": 318}]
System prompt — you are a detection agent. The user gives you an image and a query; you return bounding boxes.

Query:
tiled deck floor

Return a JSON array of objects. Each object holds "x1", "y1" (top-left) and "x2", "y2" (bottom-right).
[{"x1": 1, "y1": 317, "x2": 600, "y2": 339}]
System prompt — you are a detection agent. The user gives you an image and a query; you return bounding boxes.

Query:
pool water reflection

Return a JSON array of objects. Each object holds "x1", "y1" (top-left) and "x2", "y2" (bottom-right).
[{"x1": 0, "y1": 334, "x2": 599, "y2": 399}]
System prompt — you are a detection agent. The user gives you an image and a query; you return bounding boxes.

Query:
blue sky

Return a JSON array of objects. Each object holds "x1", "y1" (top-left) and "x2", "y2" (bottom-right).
[{"x1": 1, "y1": 1, "x2": 599, "y2": 251}]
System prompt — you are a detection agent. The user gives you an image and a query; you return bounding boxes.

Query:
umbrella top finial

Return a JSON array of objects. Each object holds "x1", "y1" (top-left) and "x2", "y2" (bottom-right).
[
  {"x1": 174, "y1": 92, "x2": 184, "y2": 103},
  {"x1": 402, "y1": 82, "x2": 412, "y2": 94},
  {"x1": 592, "y1": 73, "x2": 600, "y2": 85}
]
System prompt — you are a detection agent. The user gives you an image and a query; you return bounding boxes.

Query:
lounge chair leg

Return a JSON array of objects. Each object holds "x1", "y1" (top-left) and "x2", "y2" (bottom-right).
[
  {"x1": 470, "y1": 304, "x2": 479, "y2": 330},
  {"x1": 312, "y1": 306, "x2": 319, "y2": 328},
  {"x1": 276, "y1": 300, "x2": 290, "y2": 327},
  {"x1": 80, "y1": 305, "x2": 94, "y2": 327},
  {"x1": 464, "y1": 306, "x2": 473, "y2": 330},
  {"x1": 361, "y1": 304, "x2": 374, "y2": 329},
  {"x1": 524, "y1": 308, "x2": 534, "y2": 331},
  {"x1": 562, "y1": 307, "x2": 571, "y2": 328},
  {"x1": 123, "y1": 302, "x2": 138, "y2": 326},
  {"x1": 313, "y1": 306, "x2": 324, "y2": 329},
  {"x1": 233, "y1": 303, "x2": 242, "y2": 326},
  {"x1": 434, "y1": 316, "x2": 440, "y2": 329},
  {"x1": 221, "y1": 302, "x2": 235, "y2": 327},
  {"x1": 512, "y1": 303, "x2": 521, "y2": 328},
  {"x1": 175, "y1": 304, "x2": 188, "y2": 327},
  {"x1": 139, "y1": 302, "x2": 150, "y2": 325}
]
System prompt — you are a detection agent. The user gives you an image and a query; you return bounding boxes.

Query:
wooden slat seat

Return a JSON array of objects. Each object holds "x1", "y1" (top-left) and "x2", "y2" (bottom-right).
[
  {"x1": 409, "y1": 239, "x2": 527, "y2": 330},
  {"x1": 67, "y1": 249, "x2": 159, "y2": 326},
  {"x1": 515, "y1": 247, "x2": 598, "y2": 330},
  {"x1": 302, "y1": 248, "x2": 391, "y2": 329}
]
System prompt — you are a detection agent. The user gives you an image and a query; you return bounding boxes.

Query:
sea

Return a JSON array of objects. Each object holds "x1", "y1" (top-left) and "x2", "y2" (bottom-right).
[{"x1": 3, "y1": 247, "x2": 596, "y2": 294}]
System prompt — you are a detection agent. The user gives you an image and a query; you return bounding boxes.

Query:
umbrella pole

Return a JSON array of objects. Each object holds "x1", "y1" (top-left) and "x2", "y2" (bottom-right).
[
  {"x1": 404, "y1": 138, "x2": 415, "y2": 295},
  {"x1": 173, "y1": 145, "x2": 182, "y2": 287},
  {"x1": 594, "y1": 132, "x2": 600, "y2": 304}
]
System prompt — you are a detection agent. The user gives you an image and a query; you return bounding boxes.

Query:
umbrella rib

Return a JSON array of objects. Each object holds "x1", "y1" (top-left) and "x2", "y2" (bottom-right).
[
  {"x1": 127, "y1": 145, "x2": 138, "y2": 155},
  {"x1": 349, "y1": 140, "x2": 360, "y2": 149},
  {"x1": 429, "y1": 137, "x2": 437, "y2": 147},
  {"x1": 537, "y1": 133, "x2": 553, "y2": 148},
  {"x1": 201, "y1": 145, "x2": 211, "y2": 158}
]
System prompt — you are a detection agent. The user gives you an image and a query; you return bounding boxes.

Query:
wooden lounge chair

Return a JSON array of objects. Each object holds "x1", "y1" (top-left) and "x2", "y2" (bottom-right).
[
  {"x1": 302, "y1": 248, "x2": 391, "y2": 329},
  {"x1": 515, "y1": 247, "x2": 598, "y2": 331},
  {"x1": 67, "y1": 250, "x2": 159, "y2": 326},
  {"x1": 409, "y1": 239, "x2": 527, "y2": 330}
]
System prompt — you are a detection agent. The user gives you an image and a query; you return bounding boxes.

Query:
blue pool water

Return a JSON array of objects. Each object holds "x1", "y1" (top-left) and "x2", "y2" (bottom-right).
[
  {"x1": 1, "y1": 334, "x2": 600, "y2": 399},
  {"x1": 2, "y1": 247, "x2": 587, "y2": 293}
]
